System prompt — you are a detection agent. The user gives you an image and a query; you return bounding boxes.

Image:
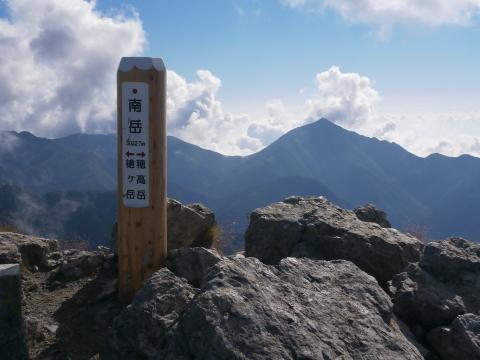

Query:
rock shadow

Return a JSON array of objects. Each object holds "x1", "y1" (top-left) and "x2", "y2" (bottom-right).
[{"x1": 37, "y1": 270, "x2": 123, "y2": 359}]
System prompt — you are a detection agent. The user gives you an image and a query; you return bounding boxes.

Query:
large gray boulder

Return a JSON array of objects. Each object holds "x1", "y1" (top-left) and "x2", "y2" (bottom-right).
[
  {"x1": 111, "y1": 198, "x2": 217, "y2": 252},
  {"x1": 166, "y1": 247, "x2": 222, "y2": 288},
  {"x1": 245, "y1": 196, "x2": 423, "y2": 288},
  {"x1": 420, "y1": 237, "x2": 480, "y2": 281},
  {"x1": 0, "y1": 232, "x2": 58, "y2": 267},
  {"x1": 167, "y1": 199, "x2": 217, "y2": 250},
  {"x1": 106, "y1": 256, "x2": 423, "y2": 359},
  {"x1": 160, "y1": 257, "x2": 423, "y2": 359},
  {"x1": 354, "y1": 203, "x2": 392, "y2": 228},
  {"x1": 104, "y1": 268, "x2": 196, "y2": 359},
  {"x1": 427, "y1": 313, "x2": 480, "y2": 360},
  {"x1": 390, "y1": 237, "x2": 480, "y2": 331}
]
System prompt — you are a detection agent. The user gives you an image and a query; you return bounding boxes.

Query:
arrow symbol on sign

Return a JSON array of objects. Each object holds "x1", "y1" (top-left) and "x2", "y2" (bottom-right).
[
  {"x1": 137, "y1": 152, "x2": 146, "y2": 158},
  {"x1": 125, "y1": 151, "x2": 135, "y2": 157}
]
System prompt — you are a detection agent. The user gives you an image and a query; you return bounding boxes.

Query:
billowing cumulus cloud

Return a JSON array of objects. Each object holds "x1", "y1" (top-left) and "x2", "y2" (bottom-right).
[
  {"x1": 282, "y1": 0, "x2": 480, "y2": 29},
  {"x1": 304, "y1": 66, "x2": 379, "y2": 128},
  {"x1": 366, "y1": 113, "x2": 480, "y2": 158},
  {"x1": 166, "y1": 66, "x2": 480, "y2": 159},
  {"x1": 167, "y1": 70, "x2": 263, "y2": 155},
  {"x1": 247, "y1": 99, "x2": 299, "y2": 145},
  {"x1": 167, "y1": 72, "x2": 303, "y2": 155},
  {"x1": 0, "y1": 0, "x2": 144, "y2": 137},
  {"x1": 170, "y1": 66, "x2": 380, "y2": 155},
  {"x1": 0, "y1": 0, "x2": 266, "y2": 155}
]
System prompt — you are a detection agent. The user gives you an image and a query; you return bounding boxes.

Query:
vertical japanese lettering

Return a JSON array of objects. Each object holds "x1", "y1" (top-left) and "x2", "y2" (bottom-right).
[{"x1": 122, "y1": 82, "x2": 149, "y2": 207}]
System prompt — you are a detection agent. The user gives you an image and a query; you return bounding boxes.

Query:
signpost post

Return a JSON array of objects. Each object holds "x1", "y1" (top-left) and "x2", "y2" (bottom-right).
[{"x1": 117, "y1": 57, "x2": 167, "y2": 303}]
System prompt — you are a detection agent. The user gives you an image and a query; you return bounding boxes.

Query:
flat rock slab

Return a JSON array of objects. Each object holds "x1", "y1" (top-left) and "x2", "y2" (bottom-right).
[{"x1": 245, "y1": 196, "x2": 423, "y2": 288}]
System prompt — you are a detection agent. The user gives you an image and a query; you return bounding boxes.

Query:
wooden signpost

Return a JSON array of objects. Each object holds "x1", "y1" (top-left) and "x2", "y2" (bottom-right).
[{"x1": 117, "y1": 57, "x2": 167, "y2": 303}]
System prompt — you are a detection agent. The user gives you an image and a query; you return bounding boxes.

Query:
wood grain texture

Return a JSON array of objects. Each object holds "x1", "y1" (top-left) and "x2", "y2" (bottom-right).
[{"x1": 117, "y1": 64, "x2": 167, "y2": 303}]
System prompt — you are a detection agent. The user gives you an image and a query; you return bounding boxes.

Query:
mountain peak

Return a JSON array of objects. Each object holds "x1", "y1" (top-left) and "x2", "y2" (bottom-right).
[{"x1": 297, "y1": 118, "x2": 342, "y2": 131}]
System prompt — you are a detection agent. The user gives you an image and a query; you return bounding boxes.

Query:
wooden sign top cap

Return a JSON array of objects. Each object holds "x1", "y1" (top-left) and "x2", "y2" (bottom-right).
[{"x1": 118, "y1": 57, "x2": 165, "y2": 72}]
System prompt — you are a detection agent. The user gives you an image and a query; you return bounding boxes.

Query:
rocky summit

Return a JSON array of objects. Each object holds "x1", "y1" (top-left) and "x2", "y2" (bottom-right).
[
  {"x1": 106, "y1": 253, "x2": 423, "y2": 360},
  {"x1": 245, "y1": 196, "x2": 423, "y2": 288},
  {"x1": 0, "y1": 196, "x2": 479, "y2": 359}
]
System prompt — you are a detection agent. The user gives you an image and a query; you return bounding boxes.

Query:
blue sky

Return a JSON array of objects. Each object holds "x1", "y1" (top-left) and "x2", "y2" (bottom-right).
[
  {"x1": 0, "y1": 0, "x2": 479, "y2": 156},
  {"x1": 97, "y1": 0, "x2": 479, "y2": 110}
]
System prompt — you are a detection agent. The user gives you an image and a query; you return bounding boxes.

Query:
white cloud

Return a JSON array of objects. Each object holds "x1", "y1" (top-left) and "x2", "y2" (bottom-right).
[
  {"x1": 304, "y1": 66, "x2": 379, "y2": 128},
  {"x1": 282, "y1": 0, "x2": 480, "y2": 30},
  {"x1": 170, "y1": 65, "x2": 380, "y2": 155},
  {"x1": 167, "y1": 65, "x2": 480, "y2": 159},
  {"x1": 167, "y1": 72, "x2": 307, "y2": 155},
  {"x1": 365, "y1": 113, "x2": 480, "y2": 158},
  {"x1": 247, "y1": 99, "x2": 299, "y2": 145},
  {"x1": 0, "y1": 131, "x2": 19, "y2": 152},
  {"x1": 291, "y1": 66, "x2": 480, "y2": 159},
  {"x1": 0, "y1": 0, "x2": 269, "y2": 155},
  {"x1": 0, "y1": 0, "x2": 144, "y2": 137},
  {"x1": 167, "y1": 69, "x2": 263, "y2": 155}
]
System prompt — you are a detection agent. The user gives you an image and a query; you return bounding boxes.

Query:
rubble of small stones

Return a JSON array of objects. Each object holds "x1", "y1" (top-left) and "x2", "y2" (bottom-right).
[{"x1": 48, "y1": 249, "x2": 112, "y2": 282}]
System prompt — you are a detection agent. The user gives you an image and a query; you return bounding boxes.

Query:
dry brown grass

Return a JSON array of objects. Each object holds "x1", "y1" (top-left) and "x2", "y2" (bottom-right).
[
  {"x1": 0, "y1": 223, "x2": 26, "y2": 234},
  {"x1": 204, "y1": 224, "x2": 222, "y2": 254},
  {"x1": 60, "y1": 238, "x2": 90, "y2": 251}
]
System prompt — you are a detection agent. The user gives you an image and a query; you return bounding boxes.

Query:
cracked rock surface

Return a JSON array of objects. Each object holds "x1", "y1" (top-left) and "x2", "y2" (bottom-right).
[
  {"x1": 106, "y1": 255, "x2": 423, "y2": 360},
  {"x1": 245, "y1": 196, "x2": 423, "y2": 288}
]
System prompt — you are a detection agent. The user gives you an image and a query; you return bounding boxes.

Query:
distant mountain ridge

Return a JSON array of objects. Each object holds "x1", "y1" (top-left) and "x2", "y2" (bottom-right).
[
  {"x1": 1, "y1": 118, "x2": 479, "y2": 248},
  {"x1": 0, "y1": 131, "x2": 116, "y2": 192}
]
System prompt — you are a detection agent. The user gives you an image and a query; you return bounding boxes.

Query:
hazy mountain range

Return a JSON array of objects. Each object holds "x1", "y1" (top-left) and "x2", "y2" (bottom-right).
[{"x1": 1, "y1": 119, "x2": 479, "y2": 250}]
